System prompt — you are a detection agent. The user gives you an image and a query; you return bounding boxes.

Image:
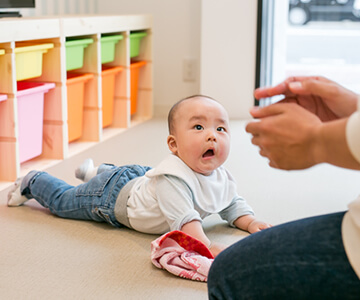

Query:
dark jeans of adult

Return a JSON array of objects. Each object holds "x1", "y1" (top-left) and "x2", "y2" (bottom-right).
[{"x1": 207, "y1": 212, "x2": 360, "y2": 299}]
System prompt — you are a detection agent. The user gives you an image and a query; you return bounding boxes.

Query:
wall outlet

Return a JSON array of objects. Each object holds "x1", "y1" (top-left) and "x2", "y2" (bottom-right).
[{"x1": 183, "y1": 58, "x2": 196, "y2": 82}]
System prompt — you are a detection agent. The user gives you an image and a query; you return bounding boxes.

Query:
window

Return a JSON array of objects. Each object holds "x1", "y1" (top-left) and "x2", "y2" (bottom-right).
[{"x1": 256, "y1": 0, "x2": 360, "y2": 106}]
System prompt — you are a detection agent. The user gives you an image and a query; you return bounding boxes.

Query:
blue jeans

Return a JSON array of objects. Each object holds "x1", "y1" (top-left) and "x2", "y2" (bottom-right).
[
  {"x1": 208, "y1": 212, "x2": 360, "y2": 299},
  {"x1": 20, "y1": 164, "x2": 151, "y2": 227}
]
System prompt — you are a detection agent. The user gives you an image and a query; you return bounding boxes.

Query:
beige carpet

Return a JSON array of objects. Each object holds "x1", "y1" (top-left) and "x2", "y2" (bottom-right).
[
  {"x1": 1, "y1": 118, "x2": 360, "y2": 299},
  {"x1": 0, "y1": 199, "x2": 246, "y2": 299}
]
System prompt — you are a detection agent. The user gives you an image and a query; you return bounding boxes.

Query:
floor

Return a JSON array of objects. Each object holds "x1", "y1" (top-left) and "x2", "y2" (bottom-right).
[{"x1": 1, "y1": 118, "x2": 360, "y2": 299}]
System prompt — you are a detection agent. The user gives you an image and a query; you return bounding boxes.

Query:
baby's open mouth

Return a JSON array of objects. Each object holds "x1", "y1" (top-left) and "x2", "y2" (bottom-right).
[{"x1": 203, "y1": 149, "x2": 214, "y2": 158}]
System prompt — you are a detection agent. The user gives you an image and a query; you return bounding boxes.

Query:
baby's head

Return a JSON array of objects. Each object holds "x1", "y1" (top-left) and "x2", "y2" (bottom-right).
[{"x1": 167, "y1": 95, "x2": 231, "y2": 176}]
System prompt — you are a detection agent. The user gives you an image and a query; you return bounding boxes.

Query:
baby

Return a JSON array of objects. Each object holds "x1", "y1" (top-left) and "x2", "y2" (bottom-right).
[{"x1": 8, "y1": 95, "x2": 271, "y2": 256}]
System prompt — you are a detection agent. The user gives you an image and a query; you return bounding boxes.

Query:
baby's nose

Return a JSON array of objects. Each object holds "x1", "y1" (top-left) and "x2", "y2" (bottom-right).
[{"x1": 207, "y1": 130, "x2": 216, "y2": 141}]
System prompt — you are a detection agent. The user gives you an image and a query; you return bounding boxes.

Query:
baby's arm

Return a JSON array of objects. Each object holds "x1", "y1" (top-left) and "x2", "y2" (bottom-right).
[
  {"x1": 181, "y1": 220, "x2": 227, "y2": 257},
  {"x1": 234, "y1": 215, "x2": 272, "y2": 234}
]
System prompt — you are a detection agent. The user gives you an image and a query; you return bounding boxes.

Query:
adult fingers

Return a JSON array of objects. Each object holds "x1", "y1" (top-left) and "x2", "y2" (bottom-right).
[
  {"x1": 249, "y1": 102, "x2": 292, "y2": 119},
  {"x1": 288, "y1": 78, "x2": 337, "y2": 98},
  {"x1": 253, "y1": 76, "x2": 328, "y2": 100},
  {"x1": 254, "y1": 82, "x2": 288, "y2": 99},
  {"x1": 246, "y1": 104, "x2": 288, "y2": 136}
]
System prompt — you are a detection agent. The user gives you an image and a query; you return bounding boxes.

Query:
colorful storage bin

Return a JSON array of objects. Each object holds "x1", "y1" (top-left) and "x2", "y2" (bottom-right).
[
  {"x1": 14, "y1": 43, "x2": 54, "y2": 81},
  {"x1": 65, "y1": 38, "x2": 93, "y2": 71},
  {"x1": 130, "y1": 31, "x2": 147, "y2": 58},
  {"x1": 66, "y1": 72, "x2": 94, "y2": 142},
  {"x1": 101, "y1": 34, "x2": 123, "y2": 64},
  {"x1": 101, "y1": 66, "x2": 123, "y2": 127},
  {"x1": 130, "y1": 61, "x2": 147, "y2": 115},
  {"x1": 17, "y1": 81, "x2": 55, "y2": 163}
]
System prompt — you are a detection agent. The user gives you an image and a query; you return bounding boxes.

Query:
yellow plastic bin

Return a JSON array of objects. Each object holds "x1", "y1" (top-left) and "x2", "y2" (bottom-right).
[
  {"x1": 101, "y1": 66, "x2": 123, "y2": 127},
  {"x1": 130, "y1": 61, "x2": 147, "y2": 115},
  {"x1": 65, "y1": 38, "x2": 93, "y2": 71},
  {"x1": 15, "y1": 43, "x2": 54, "y2": 81},
  {"x1": 0, "y1": 49, "x2": 4, "y2": 56},
  {"x1": 66, "y1": 72, "x2": 94, "y2": 142},
  {"x1": 101, "y1": 34, "x2": 123, "y2": 64},
  {"x1": 17, "y1": 81, "x2": 56, "y2": 163},
  {"x1": 130, "y1": 31, "x2": 147, "y2": 58}
]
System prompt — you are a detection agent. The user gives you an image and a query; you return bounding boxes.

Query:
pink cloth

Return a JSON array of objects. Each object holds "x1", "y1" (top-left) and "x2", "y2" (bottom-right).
[{"x1": 151, "y1": 230, "x2": 214, "y2": 282}]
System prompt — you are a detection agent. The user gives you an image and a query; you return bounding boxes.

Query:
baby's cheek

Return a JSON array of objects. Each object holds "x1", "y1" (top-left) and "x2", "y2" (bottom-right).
[{"x1": 220, "y1": 145, "x2": 231, "y2": 158}]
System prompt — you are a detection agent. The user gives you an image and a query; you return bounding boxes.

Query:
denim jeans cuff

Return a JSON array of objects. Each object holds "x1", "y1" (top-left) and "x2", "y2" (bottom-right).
[{"x1": 20, "y1": 170, "x2": 42, "y2": 196}]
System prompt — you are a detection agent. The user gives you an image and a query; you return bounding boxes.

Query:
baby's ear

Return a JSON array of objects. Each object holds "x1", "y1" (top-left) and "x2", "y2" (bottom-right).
[{"x1": 167, "y1": 135, "x2": 177, "y2": 154}]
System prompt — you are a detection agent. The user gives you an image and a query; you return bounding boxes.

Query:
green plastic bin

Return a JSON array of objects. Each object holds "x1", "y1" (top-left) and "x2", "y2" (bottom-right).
[
  {"x1": 65, "y1": 38, "x2": 93, "y2": 71},
  {"x1": 130, "y1": 32, "x2": 147, "y2": 58},
  {"x1": 101, "y1": 34, "x2": 123, "y2": 64}
]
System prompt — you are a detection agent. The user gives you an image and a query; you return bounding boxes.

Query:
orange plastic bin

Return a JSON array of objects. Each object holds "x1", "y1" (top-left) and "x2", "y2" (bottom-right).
[
  {"x1": 101, "y1": 66, "x2": 123, "y2": 128},
  {"x1": 17, "y1": 81, "x2": 55, "y2": 163},
  {"x1": 130, "y1": 61, "x2": 147, "y2": 115},
  {"x1": 66, "y1": 72, "x2": 94, "y2": 142}
]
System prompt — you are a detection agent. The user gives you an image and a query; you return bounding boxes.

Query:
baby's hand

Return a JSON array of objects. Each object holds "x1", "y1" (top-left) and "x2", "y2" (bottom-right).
[
  {"x1": 209, "y1": 242, "x2": 227, "y2": 257},
  {"x1": 248, "y1": 220, "x2": 272, "y2": 234}
]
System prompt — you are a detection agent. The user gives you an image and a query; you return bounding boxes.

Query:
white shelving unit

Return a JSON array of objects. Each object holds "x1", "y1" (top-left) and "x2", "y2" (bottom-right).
[{"x1": 0, "y1": 15, "x2": 153, "y2": 191}]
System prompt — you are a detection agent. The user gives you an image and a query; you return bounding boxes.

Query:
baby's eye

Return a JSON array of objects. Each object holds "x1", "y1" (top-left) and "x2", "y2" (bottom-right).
[
  {"x1": 194, "y1": 125, "x2": 203, "y2": 130},
  {"x1": 217, "y1": 127, "x2": 226, "y2": 132}
]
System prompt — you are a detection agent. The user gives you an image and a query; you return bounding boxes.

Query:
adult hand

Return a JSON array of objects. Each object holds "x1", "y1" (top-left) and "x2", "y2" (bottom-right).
[
  {"x1": 254, "y1": 76, "x2": 358, "y2": 121},
  {"x1": 246, "y1": 103, "x2": 323, "y2": 170}
]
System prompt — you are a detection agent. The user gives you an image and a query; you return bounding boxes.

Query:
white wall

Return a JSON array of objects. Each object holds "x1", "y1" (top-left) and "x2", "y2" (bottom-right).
[
  {"x1": 98, "y1": 0, "x2": 259, "y2": 119},
  {"x1": 97, "y1": 0, "x2": 201, "y2": 117},
  {"x1": 200, "y1": 0, "x2": 258, "y2": 119}
]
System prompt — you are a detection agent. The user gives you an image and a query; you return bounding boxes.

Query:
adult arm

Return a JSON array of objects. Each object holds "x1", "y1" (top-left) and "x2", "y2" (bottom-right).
[
  {"x1": 246, "y1": 76, "x2": 360, "y2": 170},
  {"x1": 247, "y1": 103, "x2": 360, "y2": 170},
  {"x1": 246, "y1": 103, "x2": 360, "y2": 170}
]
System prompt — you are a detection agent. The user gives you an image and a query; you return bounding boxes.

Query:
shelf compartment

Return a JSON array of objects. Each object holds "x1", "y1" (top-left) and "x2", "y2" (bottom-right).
[
  {"x1": 130, "y1": 60, "x2": 147, "y2": 115},
  {"x1": 14, "y1": 43, "x2": 54, "y2": 81},
  {"x1": 65, "y1": 38, "x2": 94, "y2": 71},
  {"x1": 101, "y1": 66, "x2": 123, "y2": 128},
  {"x1": 130, "y1": 31, "x2": 147, "y2": 58},
  {"x1": 101, "y1": 34, "x2": 123, "y2": 64},
  {"x1": 66, "y1": 72, "x2": 94, "y2": 142},
  {"x1": 17, "y1": 81, "x2": 56, "y2": 163}
]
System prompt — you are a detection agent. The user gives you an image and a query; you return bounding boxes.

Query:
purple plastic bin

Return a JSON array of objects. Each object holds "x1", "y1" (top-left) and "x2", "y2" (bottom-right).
[{"x1": 17, "y1": 81, "x2": 55, "y2": 163}]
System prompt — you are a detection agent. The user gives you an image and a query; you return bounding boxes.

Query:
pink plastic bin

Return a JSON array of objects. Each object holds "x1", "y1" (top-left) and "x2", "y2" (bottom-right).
[{"x1": 17, "y1": 81, "x2": 55, "y2": 163}]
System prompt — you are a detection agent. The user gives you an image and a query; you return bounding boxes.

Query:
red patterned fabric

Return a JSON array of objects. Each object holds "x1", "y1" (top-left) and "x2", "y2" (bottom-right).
[{"x1": 151, "y1": 231, "x2": 214, "y2": 282}]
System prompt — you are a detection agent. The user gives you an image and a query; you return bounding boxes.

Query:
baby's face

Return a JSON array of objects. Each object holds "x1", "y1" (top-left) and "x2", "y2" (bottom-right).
[{"x1": 168, "y1": 97, "x2": 231, "y2": 176}]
